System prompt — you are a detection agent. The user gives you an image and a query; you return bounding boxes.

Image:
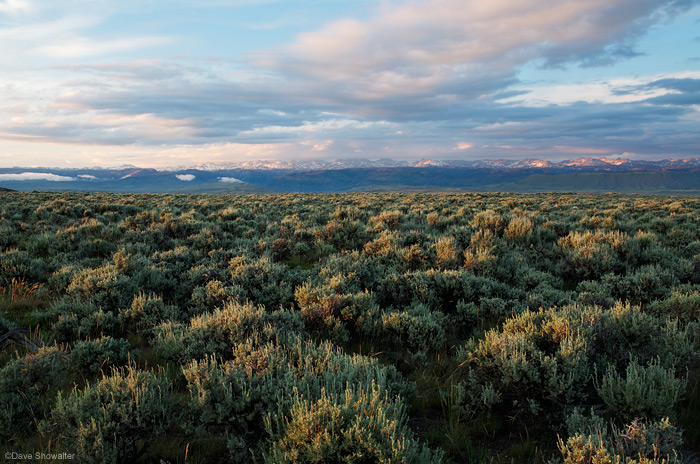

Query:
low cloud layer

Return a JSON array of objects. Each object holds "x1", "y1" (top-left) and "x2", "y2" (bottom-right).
[{"x1": 0, "y1": 172, "x2": 75, "y2": 181}]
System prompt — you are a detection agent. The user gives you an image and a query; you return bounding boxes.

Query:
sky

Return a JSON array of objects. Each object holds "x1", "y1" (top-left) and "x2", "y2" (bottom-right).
[{"x1": 0, "y1": 0, "x2": 699, "y2": 168}]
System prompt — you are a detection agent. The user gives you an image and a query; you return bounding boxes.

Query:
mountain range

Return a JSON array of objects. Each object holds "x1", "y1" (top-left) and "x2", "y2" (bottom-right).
[
  {"x1": 1, "y1": 157, "x2": 700, "y2": 194},
  {"x1": 180, "y1": 156, "x2": 700, "y2": 171}
]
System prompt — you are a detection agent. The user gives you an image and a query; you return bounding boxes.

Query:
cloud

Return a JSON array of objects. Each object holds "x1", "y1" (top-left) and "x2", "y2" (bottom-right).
[
  {"x1": 38, "y1": 36, "x2": 173, "y2": 59},
  {"x1": 0, "y1": 0, "x2": 32, "y2": 15},
  {"x1": 0, "y1": 172, "x2": 74, "y2": 181},
  {"x1": 453, "y1": 142, "x2": 473, "y2": 151},
  {"x1": 499, "y1": 72, "x2": 700, "y2": 107},
  {"x1": 0, "y1": 1, "x2": 698, "y2": 166},
  {"x1": 219, "y1": 176, "x2": 243, "y2": 183},
  {"x1": 300, "y1": 139, "x2": 334, "y2": 151},
  {"x1": 175, "y1": 174, "x2": 195, "y2": 181},
  {"x1": 77, "y1": 174, "x2": 96, "y2": 179},
  {"x1": 254, "y1": 0, "x2": 695, "y2": 106}
]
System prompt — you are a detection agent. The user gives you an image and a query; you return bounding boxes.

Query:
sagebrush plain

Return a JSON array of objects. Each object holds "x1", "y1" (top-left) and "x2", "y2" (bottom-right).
[{"x1": 1, "y1": 191, "x2": 699, "y2": 463}]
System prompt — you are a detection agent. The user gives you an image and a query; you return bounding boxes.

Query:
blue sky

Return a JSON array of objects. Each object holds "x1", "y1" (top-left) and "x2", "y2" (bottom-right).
[{"x1": 0, "y1": 0, "x2": 698, "y2": 168}]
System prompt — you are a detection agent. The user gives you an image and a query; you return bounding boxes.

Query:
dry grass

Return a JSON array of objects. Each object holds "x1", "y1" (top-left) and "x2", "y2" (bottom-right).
[{"x1": 1, "y1": 277, "x2": 43, "y2": 302}]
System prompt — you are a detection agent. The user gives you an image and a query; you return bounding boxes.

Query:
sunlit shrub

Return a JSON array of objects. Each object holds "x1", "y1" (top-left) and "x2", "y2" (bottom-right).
[
  {"x1": 463, "y1": 229, "x2": 498, "y2": 274},
  {"x1": 370, "y1": 210, "x2": 401, "y2": 230},
  {"x1": 264, "y1": 384, "x2": 442, "y2": 464},
  {"x1": 455, "y1": 300, "x2": 695, "y2": 427},
  {"x1": 153, "y1": 301, "x2": 304, "y2": 362},
  {"x1": 188, "y1": 279, "x2": 239, "y2": 316},
  {"x1": 557, "y1": 230, "x2": 626, "y2": 280},
  {"x1": 435, "y1": 235, "x2": 459, "y2": 269},
  {"x1": 557, "y1": 414, "x2": 683, "y2": 464},
  {"x1": 471, "y1": 209, "x2": 503, "y2": 234},
  {"x1": 66, "y1": 263, "x2": 137, "y2": 311},
  {"x1": 317, "y1": 251, "x2": 381, "y2": 294},
  {"x1": 46, "y1": 366, "x2": 174, "y2": 464},
  {"x1": 506, "y1": 215, "x2": 533, "y2": 242},
  {"x1": 182, "y1": 336, "x2": 415, "y2": 460},
  {"x1": 455, "y1": 306, "x2": 594, "y2": 421},
  {"x1": 120, "y1": 292, "x2": 179, "y2": 330}
]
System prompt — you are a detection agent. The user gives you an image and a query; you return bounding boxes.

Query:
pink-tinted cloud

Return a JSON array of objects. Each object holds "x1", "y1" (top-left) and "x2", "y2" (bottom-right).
[{"x1": 255, "y1": 0, "x2": 689, "y2": 101}]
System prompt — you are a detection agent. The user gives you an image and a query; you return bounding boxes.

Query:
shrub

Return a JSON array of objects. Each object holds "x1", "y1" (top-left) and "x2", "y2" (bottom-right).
[
  {"x1": 120, "y1": 292, "x2": 179, "y2": 330},
  {"x1": 647, "y1": 291, "x2": 700, "y2": 322},
  {"x1": 463, "y1": 229, "x2": 497, "y2": 273},
  {"x1": 381, "y1": 303, "x2": 446, "y2": 352},
  {"x1": 68, "y1": 336, "x2": 134, "y2": 376},
  {"x1": 435, "y1": 235, "x2": 459, "y2": 269},
  {"x1": 455, "y1": 306, "x2": 594, "y2": 422},
  {"x1": 557, "y1": 416, "x2": 683, "y2": 464},
  {"x1": 66, "y1": 263, "x2": 137, "y2": 311},
  {"x1": 153, "y1": 301, "x2": 305, "y2": 362},
  {"x1": 601, "y1": 302, "x2": 694, "y2": 370},
  {"x1": 46, "y1": 366, "x2": 174, "y2": 464},
  {"x1": 557, "y1": 231, "x2": 625, "y2": 281},
  {"x1": 471, "y1": 209, "x2": 503, "y2": 234},
  {"x1": 38, "y1": 297, "x2": 119, "y2": 342},
  {"x1": 264, "y1": 384, "x2": 443, "y2": 464},
  {"x1": 229, "y1": 256, "x2": 303, "y2": 309},
  {"x1": 596, "y1": 357, "x2": 687, "y2": 421},
  {"x1": 181, "y1": 356, "x2": 258, "y2": 461},
  {"x1": 181, "y1": 336, "x2": 415, "y2": 461},
  {"x1": 0, "y1": 346, "x2": 68, "y2": 440},
  {"x1": 0, "y1": 249, "x2": 48, "y2": 287},
  {"x1": 602, "y1": 265, "x2": 677, "y2": 306},
  {"x1": 506, "y1": 214, "x2": 533, "y2": 242}
]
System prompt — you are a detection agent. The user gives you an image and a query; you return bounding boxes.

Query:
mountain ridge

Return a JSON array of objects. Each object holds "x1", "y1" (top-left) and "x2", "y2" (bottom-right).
[
  {"x1": 179, "y1": 156, "x2": 700, "y2": 171},
  {"x1": 2, "y1": 157, "x2": 700, "y2": 194}
]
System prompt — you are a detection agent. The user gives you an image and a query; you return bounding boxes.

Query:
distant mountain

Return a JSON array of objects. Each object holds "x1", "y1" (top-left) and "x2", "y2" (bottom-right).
[
  {"x1": 182, "y1": 156, "x2": 700, "y2": 171},
  {"x1": 1, "y1": 157, "x2": 700, "y2": 194}
]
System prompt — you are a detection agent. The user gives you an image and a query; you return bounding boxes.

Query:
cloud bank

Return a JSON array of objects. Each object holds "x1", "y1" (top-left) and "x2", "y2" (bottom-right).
[
  {"x1": 0, "y1": 0, "x2": 698, "y2": 166},
  {"x1": 0, "y1": 172, "x2": 75, "y2": 181}
]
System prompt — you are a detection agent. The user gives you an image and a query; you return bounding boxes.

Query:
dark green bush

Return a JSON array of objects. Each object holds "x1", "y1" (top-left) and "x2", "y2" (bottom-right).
[
  {"x1": 68, "y1": 336, "x2": 134, "y2": 376},
  {"x1": 0, "y1": 346, "x2": 68, "y2": 440}
]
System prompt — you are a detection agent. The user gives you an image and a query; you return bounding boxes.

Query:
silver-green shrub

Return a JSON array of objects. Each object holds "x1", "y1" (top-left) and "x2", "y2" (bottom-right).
[
  {"x1": 46, "y1": 366, "x2": 174, "y2": 464},
  {"x1": 264, "y1": 383, "x2": 443, "y2": 464},
  {"x1": 556, "y1": 417, "x2": 683, "y2": 464},
  {"x1": 596, "y1": 357, "x2": 687, "y2": 421},
  {"x1": 153, "y1": 300, "x2": 305, "y2": 362},
  {"x1": 68, "y1": 336, "x2": 134, "y2": 375},
  {"x1": 120, "y1": 291, "x2": 179, "y2": 330},
  {"x1": 381, "y1": 302, "x2": 446, "y2": 352}
]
